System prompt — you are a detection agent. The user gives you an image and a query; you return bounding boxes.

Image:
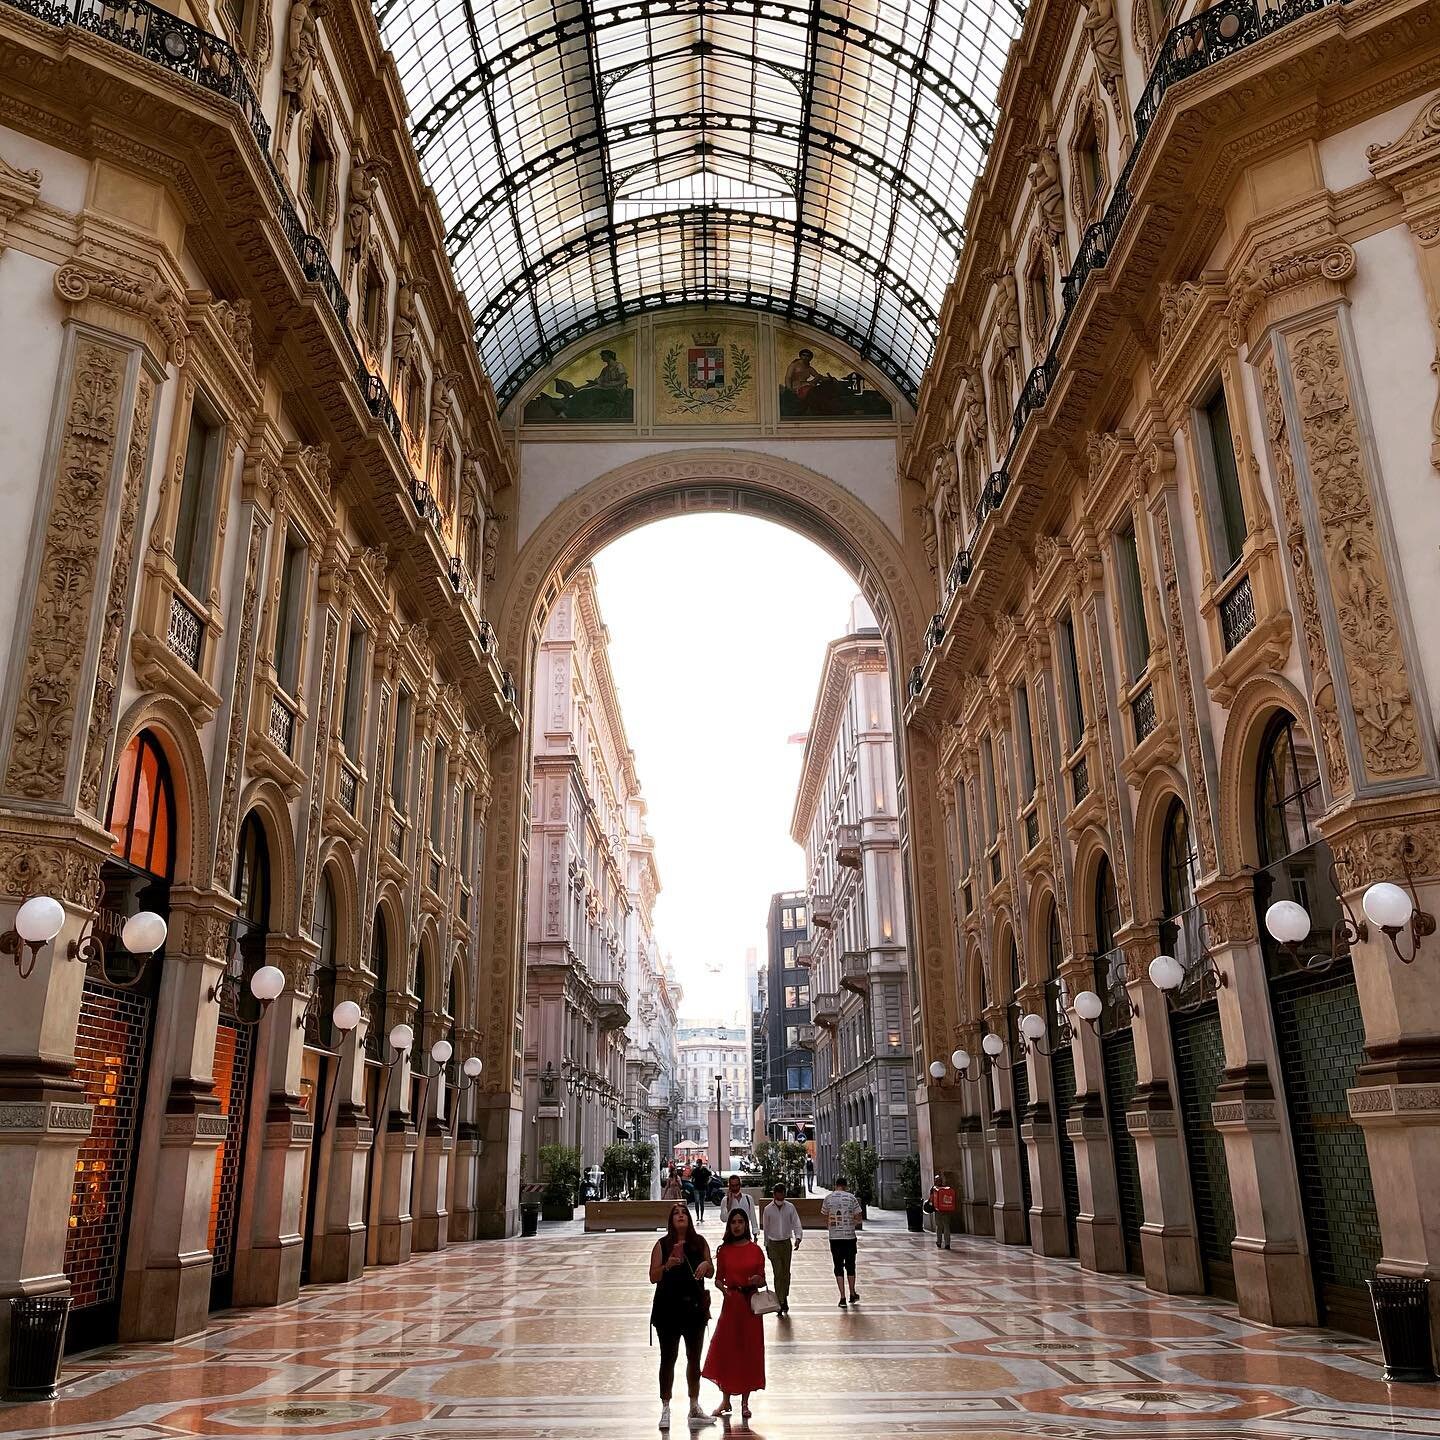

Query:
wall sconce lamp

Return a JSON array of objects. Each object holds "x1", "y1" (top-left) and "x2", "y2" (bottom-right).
[
  {"x1": 541, "y1": 1060, "x2": 557, "y2": 1099},
  {"x1": 209, "y1": 943, "x2": 286, "y2": 1020},
  {"x1": 319, "y1": 999, "x2": 363, "y2": 1136},
  {"x1": 1015, "y1": 1007, "x2": 1074, "y2": 1057},
  {"x1": 930, "y1": 1044, "x2": 993, "y2": 1085},
  {"x1": 2, "y1": 893, "x2": 168, "y2": 983},
  {"x1": 450, "y1": 1054, "x2": 484, "y2": 1139},
  {"x1": 1146, "y1": 947, "x2": 1227, "y2": 1013},
  {"x1": 1070, "y1": 987, "x2": 1134, "y2": 1034},
  {"x1": 1264, "y1": 856, "x2": 1434, "y2": 967}
]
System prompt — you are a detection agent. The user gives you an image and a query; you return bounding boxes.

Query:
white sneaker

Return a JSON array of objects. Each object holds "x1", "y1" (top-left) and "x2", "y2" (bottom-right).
[
  {"x1": 659, "y1": 1402, "x2": 670, "y2": 1429},
  {"x1": 689, "y1": 1401, "x2": 708, "y2": 1426}
]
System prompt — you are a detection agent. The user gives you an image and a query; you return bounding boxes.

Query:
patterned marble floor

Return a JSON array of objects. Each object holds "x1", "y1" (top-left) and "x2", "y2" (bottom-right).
[{"x1": 6, "y1": 1213, "x2": 1439, "y2": 1439}]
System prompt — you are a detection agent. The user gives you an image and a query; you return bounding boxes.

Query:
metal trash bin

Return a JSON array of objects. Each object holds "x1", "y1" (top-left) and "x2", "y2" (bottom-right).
[
  {"x1": 6, "y1": 1294, "x2": 72, "y2": 1401},
  {"x1": 1367, "y1": 1276, "x2": 1437, "y2": 1383},
  {"x1": 520, "y1": 1203, "x2": 540, "y2": 1237}
]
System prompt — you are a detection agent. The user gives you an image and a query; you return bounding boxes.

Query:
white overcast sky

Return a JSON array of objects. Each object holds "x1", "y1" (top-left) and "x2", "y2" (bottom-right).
[{"x1": 590, "y1": 515, "x2": 857, "y2": 1024}]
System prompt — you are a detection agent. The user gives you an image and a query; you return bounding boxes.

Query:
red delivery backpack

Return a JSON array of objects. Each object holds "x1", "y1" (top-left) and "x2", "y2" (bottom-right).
[{"x1": 933, "y1": 1186, "x2": 957, "y2": 1213}]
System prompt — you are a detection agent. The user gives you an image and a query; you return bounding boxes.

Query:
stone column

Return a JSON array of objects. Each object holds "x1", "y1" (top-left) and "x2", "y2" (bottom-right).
[
  {"x1": 915, "y1": 1080, "x2": 963, "y2": 1199},
  {"x1": 122, "y1": 891, "x2": 235, "y2": 1339},
  {"x1": 952, "y1": 1022, "x2": 993, "y2": 1235},
  {"x1": 233, "y1": 941, "x2": 314, "y2": 1307},
  {"x1": 1017, "y1": 981, "x2": 1068, "y2": 1256},
  {"x1": 1123, "y1": 934, "x2": 1204, "y2": 1295},
  {"x1": 448, "y1": 1024, "x2": 482, "y2": 1242},
  {"x1": 311, "y1": 973, "x2": 372, "y2": 1283},
  {"x1": 412, "y1": 1012, "x2": 452, "y2": 1252},
  {"x1": 473, "y1": 1089, "x2": 522, "y2": 1238},
  {"x1": 372, "y1": 993, "x2": 418, "y2": 1264},
  {"x1": 1200, "y1": 879, "x2": 1316, "y2": 1326},
  {"x1": 0, "y1": 311, "x2": 167, "y2": 1384},
  {"x1": 980, "y1": 1007, "x2": 1027, "y2": 1244},
  {"x1": 1062, "y1": 959, "x2": 1127, "y2": 1272}
]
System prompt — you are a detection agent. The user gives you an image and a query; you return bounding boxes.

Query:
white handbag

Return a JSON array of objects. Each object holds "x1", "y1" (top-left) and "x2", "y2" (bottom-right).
[{"x1": 749, "y1": 1287, "x2": 781, "y2": 1317}]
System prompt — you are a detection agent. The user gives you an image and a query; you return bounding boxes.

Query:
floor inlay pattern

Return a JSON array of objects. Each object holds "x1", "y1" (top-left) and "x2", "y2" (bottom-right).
[{"x1": 4, "y1": 1215, "x2": 1437, "y2": 1438}]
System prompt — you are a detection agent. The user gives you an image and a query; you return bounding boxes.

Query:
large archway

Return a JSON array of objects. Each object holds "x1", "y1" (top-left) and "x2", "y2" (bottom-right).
[{"x1": 472, "y1": 449, "x2": 962, "y2": 1233}]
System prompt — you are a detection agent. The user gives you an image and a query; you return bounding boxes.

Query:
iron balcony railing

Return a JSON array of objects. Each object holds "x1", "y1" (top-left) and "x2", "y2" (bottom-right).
[
  {"x1": 1219, "y1": 571, "x2": 1257, "y2": 652},
  {"x1": 921, "y1": 0, "x2": 1347, "y2": 661}
]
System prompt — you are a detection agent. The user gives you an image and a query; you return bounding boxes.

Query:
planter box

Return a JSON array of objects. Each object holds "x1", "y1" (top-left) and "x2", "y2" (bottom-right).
[
  {"x1": 584, "y1": 1200, "x2": 678, "y2": 1232},
  {"x1": 759, "y1": 1197, "x2": 828, "y2": 1231}
]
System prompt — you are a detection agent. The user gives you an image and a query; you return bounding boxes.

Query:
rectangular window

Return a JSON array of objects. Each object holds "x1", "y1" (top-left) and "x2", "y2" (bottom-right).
[
  {"x1": 786, "y1": 1025, "x2": 799, "y2": 1050},
  {"x1": 798, "y1": 983, "x2": 810, "y2": 1006},
  {"x1": 1200, "y1": 381, "x2": 1247, "y2": 573},
  {"x1": 174, "y1": 397, "x2": 223, "y2": 597},
  {"x1": 782, "y1": 945, "x2": 795, "y2": 966},
  {"x1": 786, "y1": 1066, "x2": 813, "y2": 1091},
  {"x1": 273, "y1": 531, "x2": 307, "y2": 695},
  {"x1": 794, "y1": 905, "x2": 806, "y2": 929},
  {"x1": 955, "y1": 779, "x2": 972, "y2": 873},
  {"x1": 305, "y1": 127, "x2": 332, "y2": 221},
  {"x1": 1057, "y1": 610, "x2": 1086, "y2": 750},
  {"x1": 391, "y1": 686, "x2": 413, "y2": 809},
  {"x1": 785, "y1": 986, "x2": 798, "y2": 1008},
  {"x1": 340, "y1": 620, "x2": 367, "y2": 757},
  {"x1": 461, "y1": 785, "x2": 474, "y2": 871},
  {"x1": 781, "y1": 907, "x2": 794, "y2": 930},
  {"x1": 1015, "y1": 682, "x2": 1036, "y2": 801},
  {"x1": 1115, "y1": 524, "x2": 1151, "y2": 683},
  {"x1": 429, "y1": 740, "x2": 447, "y2": 848},
  {"x1": 981, "y1": 735, "x2": 999, "y2": 844}
]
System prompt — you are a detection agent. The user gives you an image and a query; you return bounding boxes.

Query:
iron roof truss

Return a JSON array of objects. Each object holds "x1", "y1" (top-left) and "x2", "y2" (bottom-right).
[{"x1": 377, "y1": 0, "x2": 1023, "y2": 404}]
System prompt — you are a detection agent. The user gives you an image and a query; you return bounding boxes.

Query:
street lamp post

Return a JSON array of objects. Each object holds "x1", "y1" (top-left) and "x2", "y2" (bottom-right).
[{"x1": 714, "y1": 1072, "x2": 722, "y2": 1167}]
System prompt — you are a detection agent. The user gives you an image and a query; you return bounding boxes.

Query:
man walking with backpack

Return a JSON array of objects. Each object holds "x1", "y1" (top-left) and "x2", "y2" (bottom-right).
[{"x1": 928, "y1": 1171, "x2": 957, "y2": 1249}]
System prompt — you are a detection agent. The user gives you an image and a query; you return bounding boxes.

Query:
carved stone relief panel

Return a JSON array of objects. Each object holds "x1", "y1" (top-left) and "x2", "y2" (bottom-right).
[{"x1": 4, "y1": 335, "x2": 135, "y2": 806}]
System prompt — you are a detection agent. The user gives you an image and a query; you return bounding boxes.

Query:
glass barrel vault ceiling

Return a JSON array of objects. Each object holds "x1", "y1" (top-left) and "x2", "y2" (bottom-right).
[{"x1": 376, "y1": 0, "x2": 1023, "y2": 407}]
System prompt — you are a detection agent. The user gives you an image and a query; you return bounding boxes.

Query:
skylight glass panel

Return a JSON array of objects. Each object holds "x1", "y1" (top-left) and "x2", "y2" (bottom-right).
[{"x1": 377, "y1": 0, "x2": 1023, "y2": 405}]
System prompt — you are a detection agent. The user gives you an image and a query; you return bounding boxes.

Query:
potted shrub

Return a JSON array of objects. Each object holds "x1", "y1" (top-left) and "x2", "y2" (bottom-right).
[
  {"x1": 840, "y1": 1140, "x2": 879, "y2": 1220},
  {"x1": 779, "y1": 1140, "x2": 808, "y2": 1197},
  {"x1": 539, "y1": 1143, "x2": 581, "y2": 1221},
  {"x1": 630, "y1": 1139, "x2": 656, "y2": 1199},
  {"x1": 899, "y1": 1152, "x2": 924, "y2": 1232},
  {"x1": 603, "y1": 1141, "x2": 633, "y2": 1200}
]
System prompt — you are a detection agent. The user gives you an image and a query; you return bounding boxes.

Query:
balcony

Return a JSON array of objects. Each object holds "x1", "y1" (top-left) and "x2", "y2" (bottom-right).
[
  {"x1": 811, "y1": 990, "x2": 841, "y2": 1028},
  {"x1": 627, "y1": 1042, "x2": 662, "y2": 1084},
  {"x1": 796, "y1": 937, "x2": 815, "y2": 969},
  {"x1": 840, "y1": 950, "x2": 870, "y2": 995},
  {"x1": 593, "y1": 980, "x2": 630, "y2": 1032},
  {"x1": 810, "y1": 893, "x2": 835, "y2": 929},
  {"x1": 797, "y1": 1023, "x2": 818, "y2": 1049},
  {"x1": 835, "y1": 823, "x2": 861, "y2": 870}
]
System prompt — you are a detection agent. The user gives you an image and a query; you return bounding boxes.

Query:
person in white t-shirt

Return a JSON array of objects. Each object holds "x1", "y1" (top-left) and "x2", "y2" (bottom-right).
[{"x1": 820, "y1": 1175, "x2": 863, "y2": 1307}]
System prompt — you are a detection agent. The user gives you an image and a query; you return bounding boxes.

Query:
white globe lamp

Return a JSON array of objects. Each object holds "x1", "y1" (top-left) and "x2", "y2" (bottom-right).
[
  {"x1": 463, "y1": 1056, "x2": 484, "y2": 1079},
  {"x1": 121, "y1": 911, "x2": 168, "y2": 955},
  {"x1": 951, "y1": 1048, "x2": 971, "y2": 1073},
  {"x1": 249, "y1": 964, "x2": 286, "y2": 1003},
  {"x1": 1363, "y1": 881, "x2": 1414, "y2": 932},
  {"x1": 1074, "y1": 990, "x2": 1103, "y2": 1023},
  {"x1": 928, "y1": 1059, "x2": 947, "y2": 1080},
  {"x1": 431, "y1": 1039, "x2": 453, "y2": 1064},
  {"x1": 15, "y1": 896, "x2": 64, "y2": 946},
  {"x1": 1019, "y1": 1012, "x2": 1047, "y2": 1042},
  {"x1": 388, "y1": 1022, "x2": 414, "y2": 1053},
  {"x1": 1148, "y1": 954, "x2": 1186, "y2": 992},
  {"x1": 981, "y1": 1032, "x2": 1004, "y2": 1058},
  {"x1": 332, "y1": 1000, "x2": 362, "y2": 1032},
  {"x1": 1265, "y1": 900, "x2": 1311, "y2": 946}
]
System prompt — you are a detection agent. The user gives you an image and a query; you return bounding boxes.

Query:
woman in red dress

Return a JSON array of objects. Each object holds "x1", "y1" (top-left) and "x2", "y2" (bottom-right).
[{"x1": 702, "y1": 1207, "x2": 767, "y2": 1420}]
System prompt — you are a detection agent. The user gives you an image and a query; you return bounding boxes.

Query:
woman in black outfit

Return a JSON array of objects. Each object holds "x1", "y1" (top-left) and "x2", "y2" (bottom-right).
[{"x1": 649, "y1": 1202, "x2": 713, "y2": 1430}]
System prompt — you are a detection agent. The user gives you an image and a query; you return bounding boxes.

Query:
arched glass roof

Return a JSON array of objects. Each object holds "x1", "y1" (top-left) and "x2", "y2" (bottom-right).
[{"x1": 376, "y1": 0, "x2": 1023, "y2": 406}]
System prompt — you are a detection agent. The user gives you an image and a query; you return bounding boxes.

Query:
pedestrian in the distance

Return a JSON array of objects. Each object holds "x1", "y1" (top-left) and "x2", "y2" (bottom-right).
[
  {"x1": 804, "y1": 1155, "x2": 815, "y2": 1194},
  {"x1": 702, "y1": 1207, "x2": 767, "y2": 1421},
  {"x1": 821, "y1": 1174, "x2": 863, "y2": 1307},
  {"x1": 692, "y1": 1160, "x2": 712, "y2": 1221},
  {"x1": 662, "y1": 1169, "x2": 684, "y2": 1202},
  {"x1": 649, "y1": 1203, "x2": 713, "y2": 1430},
  {"x1": 718, "y1": 1172, "x2": 757, "y2": 1233},
  {"x1": 761, "y1": 1183, "x2": 802, "y2": 1316},
  {"x1": 928, "y1": 1171, "x2": 956, "y2": 1249}
]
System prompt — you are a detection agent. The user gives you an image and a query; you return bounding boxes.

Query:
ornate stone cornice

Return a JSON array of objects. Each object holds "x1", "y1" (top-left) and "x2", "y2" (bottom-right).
[
  {"x1": 54, "y1": 259, "x2": 188, "y2": 366},
  {"x1": 1225, "y1": 240, "x2": 1356, "y2": 349}
]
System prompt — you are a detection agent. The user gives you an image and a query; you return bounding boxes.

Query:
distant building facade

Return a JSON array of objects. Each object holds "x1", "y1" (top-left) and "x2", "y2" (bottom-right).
[
  {"x1": 676, "y1": 1022, "x2": 750, "y2": 1154},
  {"x1": 763, "y1": 891, "x2": 814, "y2": 1142},
  {"x1": 793, "y1": 598, "x2": 916, "y2": 1202},
  {"x1": 523, "y1": 568, "x2": 652, "y2": 1173}
]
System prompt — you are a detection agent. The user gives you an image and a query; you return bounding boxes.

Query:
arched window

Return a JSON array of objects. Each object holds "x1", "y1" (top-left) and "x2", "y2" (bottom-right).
[
  {"x1": 1161, "y1": 800, "x2": 1197, "y2": 920},
  {"x1": 307, "y1": 871, "x2": 339, "y2": 1049},
  {"x1": 365, "y1": 907, "x2": 388, "y2": 1061},
  {"x1": 1094, "y1": 857, "x2": 1118, "y2": 954},
  {"x1": 235, "y1": 812, "x2": 271, "y2": 930},
  {"x1": 1007, "y1": 933, "x2": 1021, "y2": 999},
  {"x1": 1256, "y1": 714, "x2": 1322, "y2": 867},
  {"x1": 1046, "y1": 903, "x2": 1063, "y2": 978},
  {"x1": 106, "y1": 730, "x2": 176, "y2": 880}
]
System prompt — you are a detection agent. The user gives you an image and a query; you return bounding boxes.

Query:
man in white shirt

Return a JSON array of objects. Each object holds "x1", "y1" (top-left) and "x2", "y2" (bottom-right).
[
  {"x1": 717, "y1": 1172, "x2": 758, "y2": 1235},
  {"x1": 820, "y1": 1175, "x2": 863, "y2": 1307},
  {"x1": 761, "y1": 1184, "x2": 803, "y2": 1316}
]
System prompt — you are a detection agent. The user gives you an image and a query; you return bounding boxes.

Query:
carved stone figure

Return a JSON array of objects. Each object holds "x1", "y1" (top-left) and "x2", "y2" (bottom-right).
[
  {"x1": 915, "y1": 503, "x2": 938, "y2": 575},
  {"x1": 344, "y1": 156, "x2": 383, "y2": 262},
  {"x1": 1027, "y1": 142, "x2": 1066, "y2": 243},
  {"x1": 1081, "y1": 0, "x2": 1123, "y2": 97},
  {"x1": 991, "y1": 268, "x2": 1020, "y2": 357},
  {"x1": 282, "y1": 0, "x2": 326, "y2": 107},
  {"x1": 482, "y1": 514, "x2": 501, "y2": 583},
  {"x1": 391, "y1": 270, "x2": 417, "y2": 367}
]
